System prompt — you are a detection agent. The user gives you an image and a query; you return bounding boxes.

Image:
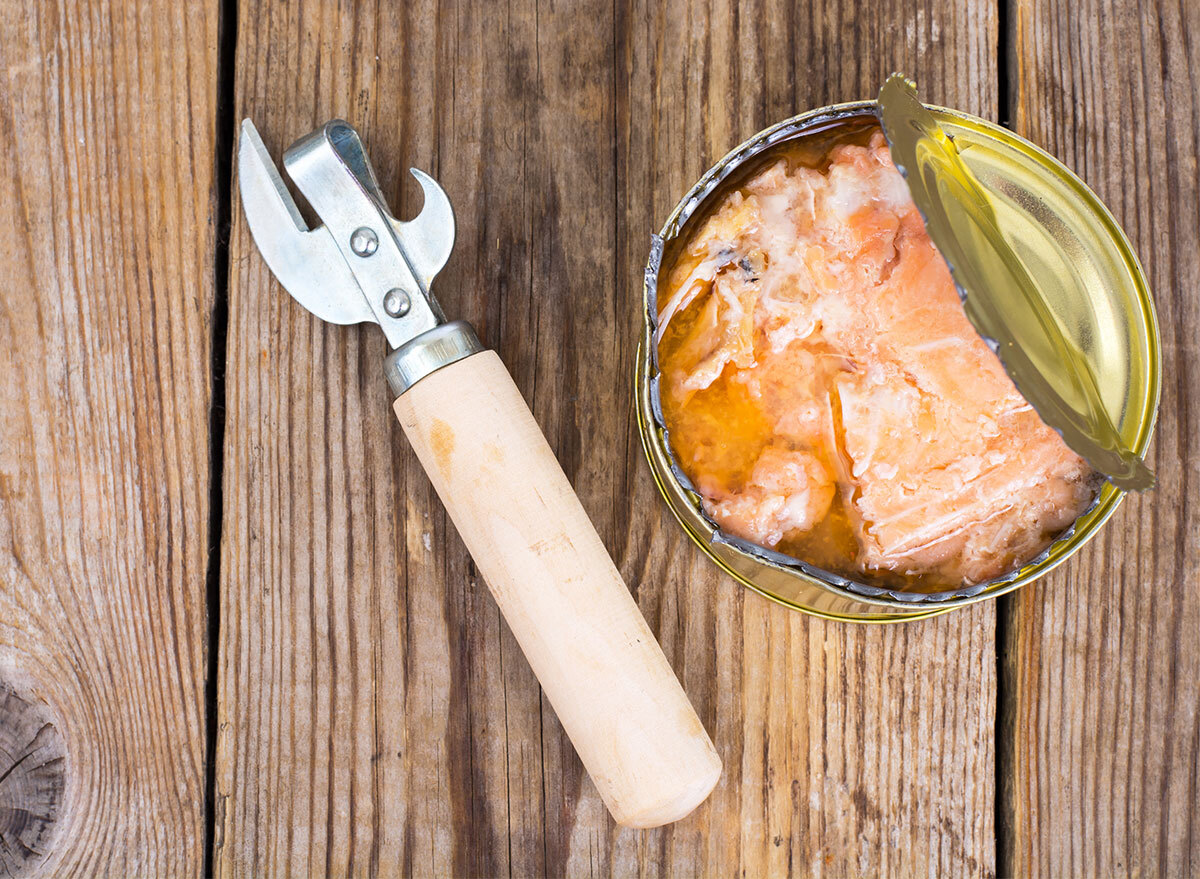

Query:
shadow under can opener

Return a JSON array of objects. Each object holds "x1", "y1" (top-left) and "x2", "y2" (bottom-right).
[{"x1": 236, "y1": 119, "x2": 722, "y2": 829}]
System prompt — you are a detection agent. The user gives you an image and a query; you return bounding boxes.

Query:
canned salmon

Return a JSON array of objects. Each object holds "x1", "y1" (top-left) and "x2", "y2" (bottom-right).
[{"x1": 637, "y1": 98, "x2": 1160, "y2": 622}]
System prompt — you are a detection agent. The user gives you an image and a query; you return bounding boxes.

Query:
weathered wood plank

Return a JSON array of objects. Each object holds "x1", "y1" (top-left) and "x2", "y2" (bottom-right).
[
  {"x1": 1000, "y1": 0, "x2": 1200, "y2": 875},
  {"x1": 0, "y1": 0, "x2": 219, "y2": 875},
  {"x1": 218, "y1": 0, "x2": 998, "y2": 875},
  {"x1": 615, "y1": 2, "x2": 1001, "y2": 876}
]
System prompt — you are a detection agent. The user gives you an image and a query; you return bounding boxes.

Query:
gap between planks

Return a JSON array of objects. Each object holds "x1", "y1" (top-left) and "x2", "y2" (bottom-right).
[
  {"x1": 993, "y1": 1, "x2": 1014, "y2": 874},
  {"x1": 204, "y1": 0, "x2": 240, "y2": 872}
]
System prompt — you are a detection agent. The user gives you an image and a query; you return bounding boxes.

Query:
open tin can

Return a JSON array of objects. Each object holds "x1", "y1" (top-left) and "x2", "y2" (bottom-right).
[{"x1": 637, "y1": 98, "x2": 1160, "y2": 622}]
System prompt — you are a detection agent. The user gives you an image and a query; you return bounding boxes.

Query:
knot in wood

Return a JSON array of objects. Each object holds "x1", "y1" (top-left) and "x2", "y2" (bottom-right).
[{"x1": 0, "y1": 683, "x2": 65, "y2": 878}]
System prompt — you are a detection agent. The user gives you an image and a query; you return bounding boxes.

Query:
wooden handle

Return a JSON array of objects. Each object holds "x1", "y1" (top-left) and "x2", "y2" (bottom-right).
[{"x1": 394, "y1": 350, "x2": 721, "y2": 827}]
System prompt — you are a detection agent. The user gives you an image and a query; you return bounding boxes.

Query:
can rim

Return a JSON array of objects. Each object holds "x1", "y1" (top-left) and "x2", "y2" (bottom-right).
[{"x1": 640, "y1": 101, "x2": 1161, "y2": 612}]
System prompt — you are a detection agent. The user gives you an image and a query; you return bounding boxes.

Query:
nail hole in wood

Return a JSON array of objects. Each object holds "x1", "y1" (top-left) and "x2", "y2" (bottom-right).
[{"x1": 0, "y1": 682, "x2": 65, "y2": 878}]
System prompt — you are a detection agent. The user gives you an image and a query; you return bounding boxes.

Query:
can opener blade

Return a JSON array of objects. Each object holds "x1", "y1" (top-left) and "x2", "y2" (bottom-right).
[{"x1": 237, "y1": 118, "x2": 453, "y2": 350}]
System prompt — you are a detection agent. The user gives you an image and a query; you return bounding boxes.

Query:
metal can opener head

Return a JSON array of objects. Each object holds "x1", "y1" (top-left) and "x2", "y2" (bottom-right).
[{"x1": 237, "y1": 118, "x2": 455, "y2": 351}]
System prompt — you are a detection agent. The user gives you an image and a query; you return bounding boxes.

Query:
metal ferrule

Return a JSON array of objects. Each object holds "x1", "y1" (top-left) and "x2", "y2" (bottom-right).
[{"x1": 385, "y1": 320, "x2": 484, "y2": 396}]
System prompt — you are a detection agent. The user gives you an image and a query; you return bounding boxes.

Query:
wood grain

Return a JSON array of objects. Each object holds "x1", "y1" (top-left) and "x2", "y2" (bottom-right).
[
  {"x1": 0, "y1": 0, "x2": 219, "y2": 875},
  {"x1": 0, "y1": 0, "x2": 1193, "y2": 874},
  {"x1": 1000, "y1": 0, "x2": 1200, "y2": 876},
  {"x1": 218, "y1": 0, "x2": 1000, "y2": 876}
]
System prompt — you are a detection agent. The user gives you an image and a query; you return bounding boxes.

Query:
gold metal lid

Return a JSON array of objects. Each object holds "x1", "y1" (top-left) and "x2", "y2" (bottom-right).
[{"x1": 878, "y1": 74, "x2": 1156, "y2": 491}]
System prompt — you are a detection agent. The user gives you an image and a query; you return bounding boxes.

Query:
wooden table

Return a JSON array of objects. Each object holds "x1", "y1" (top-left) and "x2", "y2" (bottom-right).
[{"x1": 1, "y1": 0, "x2": 1196, "y2": 876}]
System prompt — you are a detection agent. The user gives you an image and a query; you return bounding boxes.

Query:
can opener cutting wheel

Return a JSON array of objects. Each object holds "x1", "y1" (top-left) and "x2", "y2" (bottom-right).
[{"x1": 237, "y1": 119, "x2": 721, "y2": 828}]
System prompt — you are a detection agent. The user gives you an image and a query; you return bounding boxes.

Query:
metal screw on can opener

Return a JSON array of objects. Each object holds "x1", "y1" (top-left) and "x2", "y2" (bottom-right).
[
  {"x1": 350, "y1": 227, "x2": 378, "y2": 257},
  {"x1": 383, "y1": 288, "x2": 410, "y2": 317},
  {"x1": 236, "y1": 119, "x2": 722, "y2": 828}
]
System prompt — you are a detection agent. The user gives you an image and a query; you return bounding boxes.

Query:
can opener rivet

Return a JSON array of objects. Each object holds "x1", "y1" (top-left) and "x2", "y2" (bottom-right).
[
  {"x1": 383, "y1": 288, "x2": 410, "y2": 317},
  {"x1": 350, "y1": 226, "x2": 379, "y2": 257}
]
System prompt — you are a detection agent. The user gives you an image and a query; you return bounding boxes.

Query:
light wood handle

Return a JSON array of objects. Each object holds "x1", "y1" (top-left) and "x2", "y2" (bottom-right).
[{"x1": 394, "y1": 350, "x2": 721, "y2": 827}]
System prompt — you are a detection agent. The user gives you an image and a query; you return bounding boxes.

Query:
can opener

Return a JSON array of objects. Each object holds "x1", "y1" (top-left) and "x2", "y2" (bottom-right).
[{"x1": 236, "y1": 119, "x2": 721, "y2": 828}]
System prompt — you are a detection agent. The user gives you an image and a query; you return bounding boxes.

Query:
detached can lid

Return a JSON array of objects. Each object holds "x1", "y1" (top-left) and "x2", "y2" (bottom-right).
[{"x1": 877, "y1": 74, "x2": 1155, "y2": 491}]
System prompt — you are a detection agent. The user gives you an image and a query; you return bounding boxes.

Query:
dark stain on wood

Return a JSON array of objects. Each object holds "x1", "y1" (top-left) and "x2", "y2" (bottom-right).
[
  {"x1": 429, "y1": 418, "x2": 456, "y2": 478},
  {"x1": 0, "y1": 685, "x2": 65, "y2": 878}
]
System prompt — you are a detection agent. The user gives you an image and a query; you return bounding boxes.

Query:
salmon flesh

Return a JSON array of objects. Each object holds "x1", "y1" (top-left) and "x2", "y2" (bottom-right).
[{"x1": 656, "y1": 129, "x2": 1098, "y2": 589}]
